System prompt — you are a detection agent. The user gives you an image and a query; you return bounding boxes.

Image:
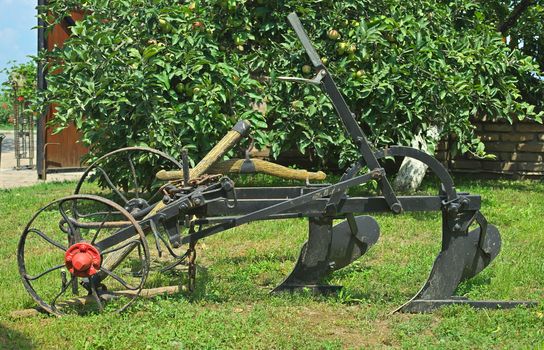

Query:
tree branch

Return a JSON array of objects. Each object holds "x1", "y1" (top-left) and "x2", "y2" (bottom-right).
[{"x1": 497, "y1": 0, "x2": 537, "y2": 34}]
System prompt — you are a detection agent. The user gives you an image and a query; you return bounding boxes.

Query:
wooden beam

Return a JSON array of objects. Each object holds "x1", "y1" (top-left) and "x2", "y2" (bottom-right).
[{"x1": 9, "y1": 285, "x2": 181, "y2": 318}]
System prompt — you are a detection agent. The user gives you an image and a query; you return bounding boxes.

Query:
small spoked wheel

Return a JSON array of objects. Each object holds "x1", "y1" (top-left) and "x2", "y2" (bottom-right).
[
  {"x1": 17, "y1": 195, "x2": 150, "y2": 316},
  {"x1": 74, "y1": 147, "x2": 183, "y2": 216}
]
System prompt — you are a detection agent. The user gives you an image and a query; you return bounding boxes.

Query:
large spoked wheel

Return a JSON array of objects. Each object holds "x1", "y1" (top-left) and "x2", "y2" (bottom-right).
[
  {"x1": 75, "y1": 147, "x2": 183, "y2": 216},
  {"x1": 18, "y1": 195, "x2": 150, "y2": 316}
]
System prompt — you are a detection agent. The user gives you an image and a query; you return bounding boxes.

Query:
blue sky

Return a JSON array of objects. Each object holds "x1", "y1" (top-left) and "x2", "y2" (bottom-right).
[{"x1": 0, "y1": 0, "x2": 36, "y2": 83}]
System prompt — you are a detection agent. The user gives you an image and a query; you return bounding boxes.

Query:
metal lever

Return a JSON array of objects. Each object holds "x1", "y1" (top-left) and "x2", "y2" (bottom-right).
[
  {"x1": 278, "y1": 69, "x2": 326, "y2": 86},
  {"x1": 287, "y1": 12, "x2": 323, "y2": 67}
]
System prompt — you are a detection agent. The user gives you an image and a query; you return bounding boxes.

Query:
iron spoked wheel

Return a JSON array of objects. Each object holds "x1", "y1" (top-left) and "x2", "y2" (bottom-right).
[
  {"x1": 74, "y1": 147, "x2": 194, "y2": 272},
  {"x1": 17, "y1": 195, "x2": 150, "y2": 316},
  {"x1": 75, "y1": 147, "x2": 183, "y2": 217}
]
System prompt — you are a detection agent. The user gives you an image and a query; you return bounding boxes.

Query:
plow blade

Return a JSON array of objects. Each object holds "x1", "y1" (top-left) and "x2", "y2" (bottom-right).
[
  {"x1": 272, "y1": 215, "x2": 380, "y2": 293},
  {"x1": 398, "y1": 222, "x2": 535, "y2": 312}
]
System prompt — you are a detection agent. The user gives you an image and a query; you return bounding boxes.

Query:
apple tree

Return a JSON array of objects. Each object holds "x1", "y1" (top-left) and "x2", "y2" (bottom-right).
[{"x1": 36, "y1": 0, "x2": 544, "y2": 172}]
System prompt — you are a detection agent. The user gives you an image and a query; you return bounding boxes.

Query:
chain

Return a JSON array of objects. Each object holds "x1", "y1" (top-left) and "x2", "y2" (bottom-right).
[{"x1": 187, "y1": 242, "x2": 197, "y2": 292}]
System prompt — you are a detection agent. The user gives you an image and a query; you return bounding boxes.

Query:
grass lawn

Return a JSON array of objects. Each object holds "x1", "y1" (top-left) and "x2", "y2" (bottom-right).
[
  {"x1": 0, "y1": 124, "x2": 12, "y2": 132},
  {"x1": 0, "y1": 177, "x2": 543, "y2": 349}
]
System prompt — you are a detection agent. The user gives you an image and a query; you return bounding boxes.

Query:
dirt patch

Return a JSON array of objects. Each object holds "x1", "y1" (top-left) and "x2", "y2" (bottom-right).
[{"x1": 286, "y1": 305, "x2": 397, "y2": 348}]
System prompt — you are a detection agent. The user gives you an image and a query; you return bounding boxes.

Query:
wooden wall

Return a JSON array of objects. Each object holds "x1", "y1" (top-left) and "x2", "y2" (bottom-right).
[
  {"x1": 42, "y1": 11, "x2": 88, "y2": 171},
  {"x1": 436, "y1": 118, "x2": 544, "y2": 178}
]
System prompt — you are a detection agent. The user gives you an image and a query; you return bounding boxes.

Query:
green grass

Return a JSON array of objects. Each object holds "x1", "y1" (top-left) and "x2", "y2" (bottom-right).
[{"x1": 1, "y1": 177, "x2": 543, "y2": 349}]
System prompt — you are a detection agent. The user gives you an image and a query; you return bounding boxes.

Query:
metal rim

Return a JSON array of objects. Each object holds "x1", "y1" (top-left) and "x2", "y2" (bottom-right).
[
  {"x1": 372, "y1": 146, "x2": 457, "y2": 201},
  {"x1": 74, "y1": 146, "x2": 183, "y2": 205},
  {"x1": 17, "y1": 194, "x2": 150, "y2": 316}
]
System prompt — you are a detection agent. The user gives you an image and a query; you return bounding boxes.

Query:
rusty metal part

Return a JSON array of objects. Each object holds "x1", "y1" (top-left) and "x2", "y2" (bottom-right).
[
  {"x1": 166, "y1": 173, "x2": 223, "y2": 189},
  {"x1": 187, "y1": 243, "x2": 197, "y2": 292},
  {"x1": 188, "y1": 174, "x2": 223, "y2": 187}
]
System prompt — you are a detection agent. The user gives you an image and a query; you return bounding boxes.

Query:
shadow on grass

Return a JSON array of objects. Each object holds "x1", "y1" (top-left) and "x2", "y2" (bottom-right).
[
  {"x1": 455, "y1": 273, "x2": 493, "y2": 297},
  {"x1": 0, "y1": 324, "x2": 34, "y2": 350},
  {"x1": 182, "y1": 265, "x2": 235, "y2": 303},
  {"x1": 212, "y1": 253, "x2": 297, "y2": 266}
]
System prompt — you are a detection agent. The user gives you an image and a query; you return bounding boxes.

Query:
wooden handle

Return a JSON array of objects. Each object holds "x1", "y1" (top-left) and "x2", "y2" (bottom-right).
[
  {"x1": 212, "y1": 159, "x2": 326, "y2": 181},
  {"x1": 157, "y1": 158, "x2": 327, "y2": 182},
  {"x1": 191, "y1": 120, "x2": 251, "y2": 179},
  {"x1": 156, "y1": 120, "x2": 250, "y2": 181},
  {"x1": 156, "y1": 169, "x2": 184, "y2": 181}
]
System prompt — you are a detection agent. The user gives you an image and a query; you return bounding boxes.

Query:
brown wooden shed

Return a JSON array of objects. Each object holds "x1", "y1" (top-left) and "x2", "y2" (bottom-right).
[{"x1": 36, "y1": 1, "x2": 87, "y2": 178}]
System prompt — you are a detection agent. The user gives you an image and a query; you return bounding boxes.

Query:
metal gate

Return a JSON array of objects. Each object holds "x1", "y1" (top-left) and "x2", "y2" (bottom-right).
[{"x1": 13, "y1": 98, "x2": 34, "y2": 170}]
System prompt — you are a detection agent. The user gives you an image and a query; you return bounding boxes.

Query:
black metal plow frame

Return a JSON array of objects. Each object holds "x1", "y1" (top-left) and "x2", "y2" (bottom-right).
[{"x1": 18, "y1": 12, "x2": 536, "y2": 315}]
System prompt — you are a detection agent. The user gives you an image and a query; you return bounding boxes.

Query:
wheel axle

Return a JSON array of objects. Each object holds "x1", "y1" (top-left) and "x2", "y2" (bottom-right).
[{"x1": 65, "y1": 242, "x2": 101, "y2": 278}]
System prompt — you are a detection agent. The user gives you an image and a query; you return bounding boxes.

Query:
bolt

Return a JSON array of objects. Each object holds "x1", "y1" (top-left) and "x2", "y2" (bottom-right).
[
  {"x1": 371, "y1": 169, "x2": 383, "y2": 180},
  {"x1": 447, "y1": 203, "x2": 460, "y2": 216},
  {"x1": 222, "y1": 180, "x2": 233, "y2": 191},
  {"x1": 391, "y1": 203, "x2": 403, "y2": 214}
]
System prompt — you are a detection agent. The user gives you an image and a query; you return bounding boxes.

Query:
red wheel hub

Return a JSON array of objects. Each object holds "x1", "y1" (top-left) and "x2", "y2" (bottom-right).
[{"x1": 64, "y1": 242, "x2": 101, "y2": 277}]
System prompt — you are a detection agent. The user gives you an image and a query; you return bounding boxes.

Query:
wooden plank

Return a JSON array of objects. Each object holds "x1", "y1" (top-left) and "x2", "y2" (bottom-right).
[{"x1": 9, "y1": 285, "x2": 181, "y2": 318}]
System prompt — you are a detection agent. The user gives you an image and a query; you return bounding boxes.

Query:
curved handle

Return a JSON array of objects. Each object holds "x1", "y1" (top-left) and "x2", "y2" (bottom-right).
[{"x1": 156, "y1": 158, "x2": 327, "y2": 182}]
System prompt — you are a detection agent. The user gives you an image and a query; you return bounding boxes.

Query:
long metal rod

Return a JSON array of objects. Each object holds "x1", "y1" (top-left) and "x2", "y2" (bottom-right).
[
  {"x1": 95, "y1": 169, "x2": 383, "y2": 251},
  {"x1": 319, "y1": 70, "x2": 402, "y2": 213},
  {"x1": 287, "y1": 12, "x2": 402, "y2": 213},
  {"x1": 180, "y1": 169, "x2": 384, "y2": 244},
  {"x1": 204, "y1": 194, "x2": 482, "y2": 217}
]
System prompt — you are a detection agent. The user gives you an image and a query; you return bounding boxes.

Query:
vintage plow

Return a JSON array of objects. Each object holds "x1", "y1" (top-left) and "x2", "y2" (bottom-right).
[{"x1": 18, "y1": 13, "x2": 535, "y2": 316}]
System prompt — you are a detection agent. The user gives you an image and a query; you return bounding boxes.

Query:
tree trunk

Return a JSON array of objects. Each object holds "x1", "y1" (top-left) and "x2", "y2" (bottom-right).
[{"x1": 393, "y1": 126, "x2": 441, "y2": 192}]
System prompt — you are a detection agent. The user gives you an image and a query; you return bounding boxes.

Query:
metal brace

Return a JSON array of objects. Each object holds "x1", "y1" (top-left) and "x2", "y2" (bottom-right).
[{"x1": 278, "y1": 69, "x2": 327, "y2": 86}]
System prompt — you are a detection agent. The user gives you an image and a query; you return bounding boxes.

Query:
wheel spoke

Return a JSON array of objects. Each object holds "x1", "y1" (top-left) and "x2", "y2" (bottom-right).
[
  {"x1": 100, "y1": 267, "x2": 138, "y2": 290},
  {"x1": 90, "y1": 278, "x2": 104, "y2": 312},
  {"x1": 24, "y1": 264, "x2": 64, "y2": 281},
  {"x1": 96, "y1": 166, "x2": 128, "y2": 203},
  {"x1": 91, "y1": 211, "x2": 112, "y2": 245},
  {"x1": 51, "y1": 276, "x2": 74, "y2": 313},
  {"x1": 127, "y1": 154, "x2": 140, "y2": 199},
  {"x1": 28, "y1": 228, "x2": 67, "y2": 251},
  {"x1": 147, "y1": 187, "x2": 164, "y2": 204},
  {"x1": 101, "y1": 240, "x2": 139, "y2": 256},
  {"x1": 59, "y1": 201, "x2": 79, "y2": 241},
  {"x1": 73, "y1": 210, "x2": 121, "y2": 219}
]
